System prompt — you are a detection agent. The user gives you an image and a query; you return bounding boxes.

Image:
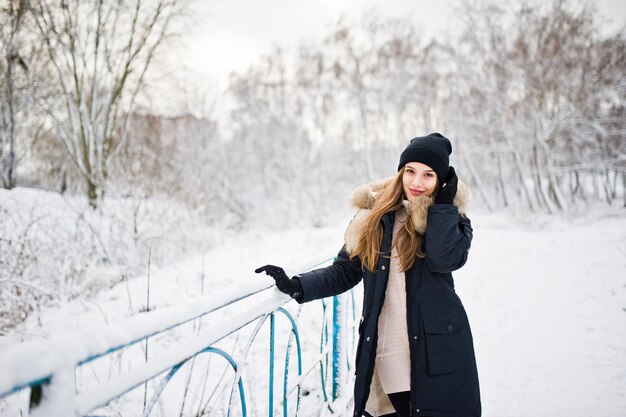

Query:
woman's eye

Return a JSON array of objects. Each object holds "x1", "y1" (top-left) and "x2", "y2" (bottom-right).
[{"x1": 425, "y1": 173, "x2": 434, "y2": 178}]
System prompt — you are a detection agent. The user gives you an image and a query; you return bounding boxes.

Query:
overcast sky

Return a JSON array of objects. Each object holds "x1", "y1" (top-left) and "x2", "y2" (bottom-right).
[
  {"x1": 182, "y1": 0, "x2": 453, "y2": 78},
  {"x1": 158, "y1": 0, "x2": 625, "y2": 114}
]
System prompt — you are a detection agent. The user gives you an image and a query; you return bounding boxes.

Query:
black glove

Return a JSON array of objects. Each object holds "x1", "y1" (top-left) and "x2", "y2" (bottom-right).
[
  {"x1": 435, "y1": 166, "x2": 458, "y2": 205},
  {"x1": 255, "y1": 265, "x2": 303, "y2": 300}
]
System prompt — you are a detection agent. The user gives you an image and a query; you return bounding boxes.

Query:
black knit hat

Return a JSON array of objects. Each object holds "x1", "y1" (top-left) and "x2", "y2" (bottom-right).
[{"x1": 397, "y1": 132, "x2": 452, "y2": 180}]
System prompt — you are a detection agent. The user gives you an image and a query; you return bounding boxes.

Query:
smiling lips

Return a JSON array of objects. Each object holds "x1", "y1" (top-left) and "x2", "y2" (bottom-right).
[{"x1": 409, "y1": 188, "x2": 423, "y2": 196}]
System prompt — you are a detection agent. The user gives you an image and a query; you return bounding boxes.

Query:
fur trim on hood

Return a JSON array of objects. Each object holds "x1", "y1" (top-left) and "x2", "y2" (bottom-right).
[{"x1": 344, "y1": 177, "x2": 471, "y2": 255}]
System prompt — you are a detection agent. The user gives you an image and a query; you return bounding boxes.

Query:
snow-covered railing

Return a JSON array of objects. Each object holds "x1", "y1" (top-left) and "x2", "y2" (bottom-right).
[{"x1": 0, "y1": 253, "x2": 359, "y2": 417}]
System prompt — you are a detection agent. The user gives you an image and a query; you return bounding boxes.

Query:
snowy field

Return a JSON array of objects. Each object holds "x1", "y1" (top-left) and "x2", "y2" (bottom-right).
[
  {"x1": 1, "y1": 201, "x2": 625, "y2": 416},
  {"x1": 461, "y1": 210, "x2": 626, "y2": 417}
]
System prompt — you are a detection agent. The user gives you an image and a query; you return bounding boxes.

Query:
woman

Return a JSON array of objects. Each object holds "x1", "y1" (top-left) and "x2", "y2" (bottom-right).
[{"x1": 256, "y1": 133, "x2": 481, "y2": 417}]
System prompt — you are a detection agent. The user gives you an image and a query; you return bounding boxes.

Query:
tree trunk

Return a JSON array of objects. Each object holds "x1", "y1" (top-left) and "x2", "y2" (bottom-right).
[
  {"x1": 602, "y1": 169, "x2": 613, "y2": 205},
  {"x1": 1, "y1": 1, "x2": 26, "y2": 190},
  {"x1": 591, "y1": 170, "x2": 600, "y2": 199},
  {"x1": 496, "y1": 151, "x2": 508, "y2": 207},
  {"x1": 532, "y1": 144, "x2": 553, "y2": 213},
  {"x1": 461, "y1": 153, "x2": 494, "y2": 211},
  {"x1": 2, "y1": 58, "x2": 17, "y2": 189},
  {"x1": 506, "y1": 136, "x2": 534, "y2": 210},
  {"x1": 569, "y1": 170, "x2": 584, "y2": 204},
  {"x1": 623, "y1": 172, "x2": 625, "y2": 208},
  {"x1": 547, "y1": 177, "x2": 564, "y2": 210},
  {"x1": 87, "y1": 176, "x2": 98, "y2": 209}
]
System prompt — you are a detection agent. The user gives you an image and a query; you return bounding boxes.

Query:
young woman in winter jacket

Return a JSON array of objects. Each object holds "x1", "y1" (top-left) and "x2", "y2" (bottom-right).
[{"x1": 256, "y1": 133, "x2": 481, "y2": 417}]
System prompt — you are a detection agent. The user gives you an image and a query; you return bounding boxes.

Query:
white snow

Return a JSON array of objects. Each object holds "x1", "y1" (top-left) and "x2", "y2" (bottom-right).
[
  {"x1": 1, "y1": 199, "x2": 625, "y2": 416},
  {"x1": 457, "y1": 210, "x2": 626, "y2": 417}
]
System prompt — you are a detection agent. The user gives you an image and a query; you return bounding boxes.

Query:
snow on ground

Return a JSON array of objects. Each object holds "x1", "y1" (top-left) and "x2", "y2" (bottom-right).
[
  {"x1": 1, "y1": 203, "x2": 625, "y2": 416},
  {"x1": 457, "y1": 209, "x2": 626, "y2": 417}
]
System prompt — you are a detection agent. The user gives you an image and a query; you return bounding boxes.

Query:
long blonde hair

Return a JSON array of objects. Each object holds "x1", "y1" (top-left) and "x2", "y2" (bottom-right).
[{"x1": 350, "y1": 167, "x2": 433, "y2": 272}]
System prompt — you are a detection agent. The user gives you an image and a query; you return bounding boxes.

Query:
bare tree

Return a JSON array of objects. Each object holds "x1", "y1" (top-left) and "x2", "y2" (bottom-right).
[
  {"x1": 0, "y1": 0, "x2": 32, "y2": 189},
  {"x1": 445, "y1": 0, "x2": 625, "y2": 211},
  {"x1": 29, "y1": 0, "x2": 186, "y2": 208}
]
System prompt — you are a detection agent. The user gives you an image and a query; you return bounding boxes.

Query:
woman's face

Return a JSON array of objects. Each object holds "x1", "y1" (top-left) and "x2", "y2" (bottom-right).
[{"x1": 402, "y1": 162, "x2": 438, "y2": 200}]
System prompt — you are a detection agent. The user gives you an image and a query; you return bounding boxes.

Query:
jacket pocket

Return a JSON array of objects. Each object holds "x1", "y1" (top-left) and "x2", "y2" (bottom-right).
[{"x1": 422, "y1": 310, "x2": 472, "y2": 376}]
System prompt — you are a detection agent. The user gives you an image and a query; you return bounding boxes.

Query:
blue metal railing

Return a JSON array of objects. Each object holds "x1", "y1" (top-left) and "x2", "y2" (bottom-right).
[{"x1": 0, "y1": 254, "x2": 360, "y2": 417}]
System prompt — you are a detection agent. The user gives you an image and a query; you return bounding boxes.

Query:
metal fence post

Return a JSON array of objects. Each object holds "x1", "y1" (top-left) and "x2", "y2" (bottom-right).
[
  {"x1": 331, "y1": 294, "x2": 345, "y2": 402},
  {"x1": 269, "y1": 312, "x2": 275, "y2": 417},
  {"x1": 30, "y1": 367, "x2": 75, "y2": 417}
]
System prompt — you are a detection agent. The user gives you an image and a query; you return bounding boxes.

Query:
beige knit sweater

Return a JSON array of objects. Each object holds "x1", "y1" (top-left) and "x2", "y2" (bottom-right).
[{"x1": 375, "y1": 207, "x2": 411, "y2": 394}]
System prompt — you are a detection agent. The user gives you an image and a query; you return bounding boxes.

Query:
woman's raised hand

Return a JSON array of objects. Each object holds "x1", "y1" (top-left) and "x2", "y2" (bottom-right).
[{"x1": 435, "y1": 166, "x2": 458, "y2": 205}]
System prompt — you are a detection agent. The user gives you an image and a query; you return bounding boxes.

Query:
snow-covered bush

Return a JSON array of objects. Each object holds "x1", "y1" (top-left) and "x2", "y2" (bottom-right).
[{"x1": 0, "y1": 188, "x2": 215, "y2": 332}]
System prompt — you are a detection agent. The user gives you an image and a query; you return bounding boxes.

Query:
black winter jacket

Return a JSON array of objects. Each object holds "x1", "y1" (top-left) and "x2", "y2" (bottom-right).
[{"x1": 297, "y1": 178, "x2": 481, "y2": 417}]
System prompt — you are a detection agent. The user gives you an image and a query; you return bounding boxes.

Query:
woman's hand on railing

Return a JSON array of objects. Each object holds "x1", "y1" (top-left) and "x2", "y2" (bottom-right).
[{"x1": 255, "y1": 265, "x2": 303, "y2": 301}]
